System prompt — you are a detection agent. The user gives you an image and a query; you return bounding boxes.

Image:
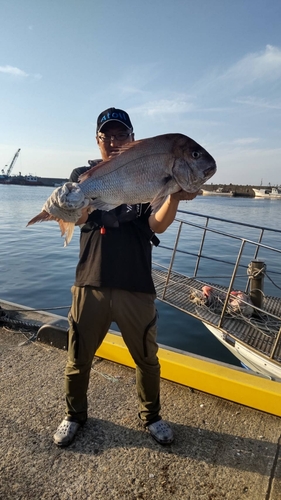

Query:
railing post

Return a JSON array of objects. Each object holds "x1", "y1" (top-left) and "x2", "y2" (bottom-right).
[
  {"x1": 247, "y1": 260, "x2": 266, "y2": 309},
  {"x1": 269, "y1": 326, "x2": 281, "y2": 361},
  {"x1": 245, "y1": 228, "x2": 264, "y2": 293},
  {"x1": 162, "y1": 222, "x2": 183, "y2": 300},
  {"x1": 193, "y1": 216, "x2": 209, "y2": 277},
  {"x1": 218, "y1": 240, "x2": 246, "y2": 328}
]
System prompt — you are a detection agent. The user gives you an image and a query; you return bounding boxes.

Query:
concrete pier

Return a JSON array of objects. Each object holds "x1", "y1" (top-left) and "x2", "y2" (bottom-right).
[{"x1": 1, "y1": 326, "x2": 281, "y2": 499}]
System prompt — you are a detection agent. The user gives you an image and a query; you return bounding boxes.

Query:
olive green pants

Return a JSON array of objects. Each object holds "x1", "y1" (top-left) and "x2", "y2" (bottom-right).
[{"x1": 65, "y1": 286, "x2": 161, "y2": 425}]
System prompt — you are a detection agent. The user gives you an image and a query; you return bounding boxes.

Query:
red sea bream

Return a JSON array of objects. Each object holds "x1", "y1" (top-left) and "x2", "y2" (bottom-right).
[{"x1": 27, "y1": 133, "x2": 217, "y2": 245}]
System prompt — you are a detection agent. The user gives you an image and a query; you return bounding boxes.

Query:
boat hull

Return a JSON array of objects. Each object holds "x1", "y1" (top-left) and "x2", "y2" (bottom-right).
[
  {"x1": 253, "y1": 188, "x2": 281, "y2": 199},
  {"x1": 201, "y1": 189, "x2": 233, "y2": 196},
  {"x1": 203, "y1": 323, "x2": 281, "y2": 381}
]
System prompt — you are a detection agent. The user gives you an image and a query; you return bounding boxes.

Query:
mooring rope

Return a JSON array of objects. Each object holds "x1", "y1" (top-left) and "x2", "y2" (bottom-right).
[
  {"x1": 0, "y1": 305, "x2": 70, "y2": 337},
  {"x1": 264, "y1": 272, "x2": 281, "y2": 292},
  {"x1": 1, "y1": 305, "x2": 70, "y2": 313},
  {"x1": 247, "y1": 262, "x2": 266, "y2": 279}
]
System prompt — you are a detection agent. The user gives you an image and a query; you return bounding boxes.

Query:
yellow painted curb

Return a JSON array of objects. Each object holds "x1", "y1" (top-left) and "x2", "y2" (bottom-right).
[{"x1": 96, "y1": 332, "x2": 281, "y2": 417}]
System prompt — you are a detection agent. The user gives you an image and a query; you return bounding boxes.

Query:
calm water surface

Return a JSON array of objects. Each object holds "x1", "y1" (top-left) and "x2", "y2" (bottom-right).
[{"x1": 1, "y1": 185, "x2": 281, "y2": 367}]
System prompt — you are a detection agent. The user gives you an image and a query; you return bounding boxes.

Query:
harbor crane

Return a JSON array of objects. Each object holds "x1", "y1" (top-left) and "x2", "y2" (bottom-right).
[{"x1": 1, "y1": 148, "x2": 21, "y2": 177}]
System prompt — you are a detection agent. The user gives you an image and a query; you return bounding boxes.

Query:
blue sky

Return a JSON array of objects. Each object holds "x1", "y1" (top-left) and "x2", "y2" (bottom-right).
[{"x1": 1, "y1": 0, "x2": 281, "y2": 185}]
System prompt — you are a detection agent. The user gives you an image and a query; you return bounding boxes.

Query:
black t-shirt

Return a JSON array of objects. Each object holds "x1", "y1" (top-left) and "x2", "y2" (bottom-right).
[{"x1": 70, "y1": 163, "x2": 156, "y2": 293}]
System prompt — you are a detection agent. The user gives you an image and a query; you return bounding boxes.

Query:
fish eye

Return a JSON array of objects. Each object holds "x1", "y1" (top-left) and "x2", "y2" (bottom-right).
[{"x1": 192, "y1": 151, "x2": 201, "y2": 159}]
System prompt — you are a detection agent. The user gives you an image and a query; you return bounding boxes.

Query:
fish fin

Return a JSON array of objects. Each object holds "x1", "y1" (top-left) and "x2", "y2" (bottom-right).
[
  {"x1": 78, "y1": 161, "x2": 109, "y2": 182},
  {"x1": 78, "y1": 141, "x2": 142, "y2": 182},
  {"x1": 26, "y1": 210, "x2": 57, "y2": 226},
  {"x1": 107, "y1": 142, "x2": 138, "y2": 155},
  {"x1": 58, "y1": 220, "x2": 75, "y2": 247}
]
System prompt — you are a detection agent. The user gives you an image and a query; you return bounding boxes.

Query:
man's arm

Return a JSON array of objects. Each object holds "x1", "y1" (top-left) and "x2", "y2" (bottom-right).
[{"x1": 149, "y1": 190, "x2": 199, "y2": 234}]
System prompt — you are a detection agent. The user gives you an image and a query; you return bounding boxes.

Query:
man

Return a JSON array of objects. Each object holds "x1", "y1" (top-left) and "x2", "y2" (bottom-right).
[{"x1": 54, "y1": 107, "x2": 198, "y2": 447}]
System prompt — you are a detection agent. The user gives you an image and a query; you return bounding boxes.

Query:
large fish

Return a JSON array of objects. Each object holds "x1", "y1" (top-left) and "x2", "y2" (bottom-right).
[{"x1": 27, "y1": 133, "x2": 216, "y2": 245}]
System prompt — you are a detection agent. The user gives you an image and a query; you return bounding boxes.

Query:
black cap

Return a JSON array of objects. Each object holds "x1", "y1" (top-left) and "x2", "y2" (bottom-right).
[{"x1": 96, "y1": 107, "x2": 133, "y2": 134}]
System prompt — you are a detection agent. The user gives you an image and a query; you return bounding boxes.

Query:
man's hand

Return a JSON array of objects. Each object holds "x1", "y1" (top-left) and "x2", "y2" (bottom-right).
[
  {"x1": 149, "y1": 189, "x2": 200, "y2": 233},
  {"x1": 75, "y1": 207, "x2": 92, "y2": 225},
  {"x1": 170, "y1": 189, "x2": 200, "y2": 202}
]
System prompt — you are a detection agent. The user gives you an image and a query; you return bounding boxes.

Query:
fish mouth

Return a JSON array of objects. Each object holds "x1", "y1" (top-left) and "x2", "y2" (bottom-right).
[{"x1": 204, "y1": 164, "x2": 217, "y2": 179}]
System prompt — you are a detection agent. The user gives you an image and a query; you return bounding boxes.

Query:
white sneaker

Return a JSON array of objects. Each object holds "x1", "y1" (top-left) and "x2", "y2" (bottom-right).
[
  {"x1": 53, "y1": 418, "x2": 81, "y2": 447},
  {"x1": 147, "y1": 419, "x2": 174, "y2": 444}
]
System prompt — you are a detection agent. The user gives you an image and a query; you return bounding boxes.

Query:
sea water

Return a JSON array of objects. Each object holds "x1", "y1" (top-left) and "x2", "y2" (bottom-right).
[{"x1": 1, "y1": 184, "x2": 280, "y2": 367}]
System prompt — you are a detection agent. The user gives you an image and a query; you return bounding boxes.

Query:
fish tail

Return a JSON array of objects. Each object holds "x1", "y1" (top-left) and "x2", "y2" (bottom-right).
[
  {"x1": 26, "y1": 210, "x2": 57, "y2": 226},
  {"x1": 27, "y1": 211, "x2": 75, "y2": 246},
  {"x1": 58, "y1": 220, "x2": 75, "y2": 247}
]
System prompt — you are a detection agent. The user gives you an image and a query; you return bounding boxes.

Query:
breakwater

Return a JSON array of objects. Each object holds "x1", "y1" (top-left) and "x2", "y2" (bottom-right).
[{"x1": 0, "y1": 176, "x2": 68, "y2": 187}]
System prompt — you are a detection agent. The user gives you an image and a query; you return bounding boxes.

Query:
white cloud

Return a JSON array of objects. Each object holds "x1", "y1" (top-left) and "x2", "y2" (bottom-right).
[
  {"x1": 234, "y1": 96, "x2": 281, "y2": 110},
  {"x1": 231, "y1": 137, "x2": 260, "y2": 145},
  {"x1": 94, "y1": 62, "x2": 160, "y2": 101},
  {"x1": 129, "y1": 97, "x2": 194, "y2": 116},
  {"x1": 195, "y1": 45, "x2": 281, "y2": 100},
  {"x1": 0, "y1": 65, "x2": 42, "y2": 80},
  {"x1": 112, "y1": 45, "x2": 281, "y2": 124},
  {"x1": 220, "y1": 45, "x2": 281, "y2": 88},
  {"x1": 0, "y1": 65, "x2": 28, "y2": 77}
]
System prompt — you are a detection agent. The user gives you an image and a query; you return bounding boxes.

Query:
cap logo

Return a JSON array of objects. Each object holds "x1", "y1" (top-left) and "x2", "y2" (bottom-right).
[{"x1": 100, "y1": 111, "x2": 129, "y2": 124}]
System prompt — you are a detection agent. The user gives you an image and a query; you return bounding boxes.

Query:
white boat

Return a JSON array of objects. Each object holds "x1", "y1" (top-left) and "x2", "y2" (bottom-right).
[
  {"x1": 253, "y1": 187, "x2": 281, "y2": 199},
  {"x1": 8, "y1": 174, "x2": 42, "y2": 186},
  {"x1": 201, "y1": 187, "x2": 233, "y2": 196},
  {"x1": 152, "y1": 209, "x2": 281, "y2": 382}
]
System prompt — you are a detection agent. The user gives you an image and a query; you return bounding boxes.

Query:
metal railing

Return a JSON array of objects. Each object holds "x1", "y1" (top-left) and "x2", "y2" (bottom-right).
[
  {"x1": 153, "y1": 209, "x2": 281, "y2": 289},
  {"x1": 152, "y1": 210, "x2": 281, "y2": 363}
]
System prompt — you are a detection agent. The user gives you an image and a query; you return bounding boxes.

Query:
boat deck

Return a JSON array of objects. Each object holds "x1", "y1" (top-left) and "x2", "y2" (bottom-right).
[{"x1": 152, "y1": 268, "x2": 281, "y2": 364}]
